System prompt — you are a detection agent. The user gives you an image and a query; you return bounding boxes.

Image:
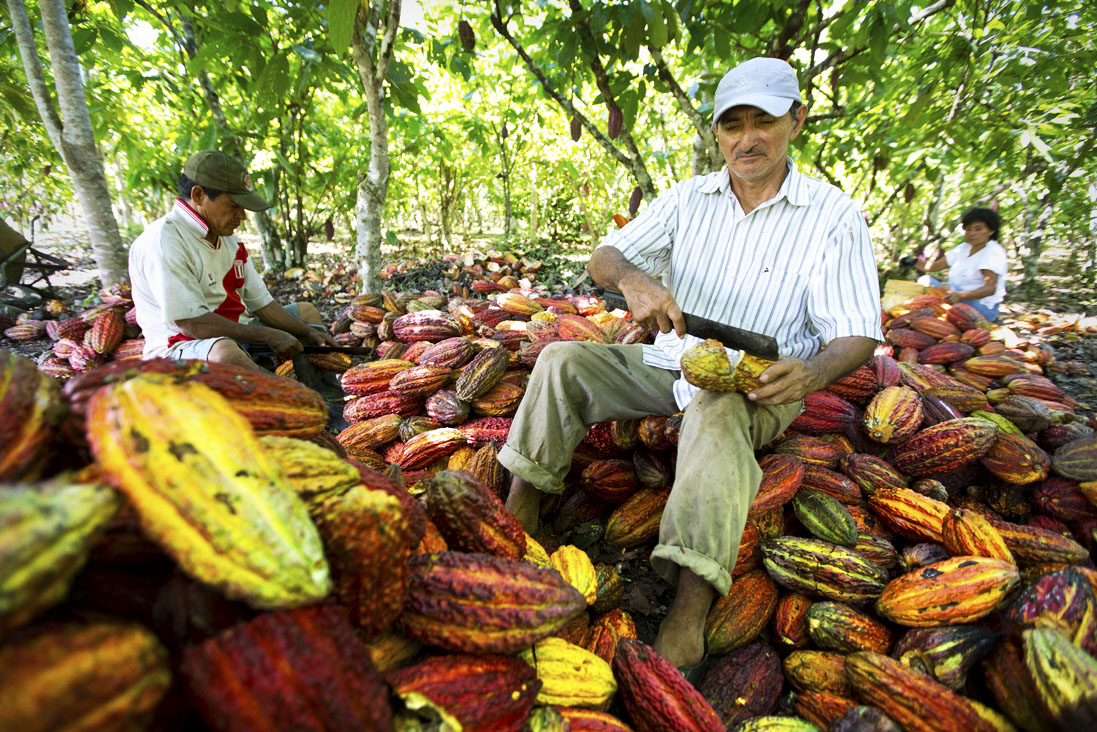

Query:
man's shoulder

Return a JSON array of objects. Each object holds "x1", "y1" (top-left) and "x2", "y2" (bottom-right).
[{"x1": 130, "y1": 214, "x2": 172, "y2": 254}]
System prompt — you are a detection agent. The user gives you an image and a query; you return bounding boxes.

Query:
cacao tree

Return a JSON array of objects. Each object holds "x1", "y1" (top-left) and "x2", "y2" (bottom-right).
[{"x1": 7, "y1": 0, "x2": 128, "y2": 286}]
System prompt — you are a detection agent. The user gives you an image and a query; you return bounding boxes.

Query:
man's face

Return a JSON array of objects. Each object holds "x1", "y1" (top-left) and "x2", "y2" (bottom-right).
[
  {"x1": 191, "y1": 186, "x2": 247, "y2": 238},
  {"x1": 963, "y1": 221, "x2": 993, "y2": 247},
  {"x1": 715, "y1": 104, "x2": 805, "y2": 185}
]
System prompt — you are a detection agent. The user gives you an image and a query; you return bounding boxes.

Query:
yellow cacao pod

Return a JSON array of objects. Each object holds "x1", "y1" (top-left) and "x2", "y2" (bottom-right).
[
  {"x1": 260, "y1": 435, "x2": 361, "y2": 501},
  {"x1": 0, "y1": 474, "x2": 119, "y2": 637},
  {"x1": 681, "y1": 339, "x2": 773, "y2": 393},
  {"x1": 550, "y1": 544, "x2": 598, "y2": 605},
  {"x1": 87, "y1": 375, "x2": 331, "y2": 609},
  {"x1": 520, "y1": 637, "x2": 617, "y2": 709}
]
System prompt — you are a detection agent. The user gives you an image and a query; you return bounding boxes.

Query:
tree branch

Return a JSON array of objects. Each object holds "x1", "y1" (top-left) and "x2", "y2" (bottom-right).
[
  {"x1": 567, "y1": 0, "x2": 654, "y2": 197},
  {"x1": 911, "y1": 0, "x2": 956, "y2": 25},
  {"x1": 868, "y1": 161, "x2": 926, "y2": 227},
  {"x1": 375, "y1": 0, "x2": 402, "y2": 84},
  {"x1": 769, "y1": 0, "x2": 812, "y2": 59},
  {"x1": 648, "y1": 47, "x2": 710, "y2": 140},
  {"x1": 489, "y1": 2, "x2": 635, "y2": 175}
]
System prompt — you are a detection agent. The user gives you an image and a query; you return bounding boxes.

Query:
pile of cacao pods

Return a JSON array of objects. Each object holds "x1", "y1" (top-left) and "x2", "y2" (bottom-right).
[
  {"x1": 1, "y1": 282, "x2": 144, "y2": 379},
  {"x1": 3, "y1": 274, "x2": 1097, "y2": 732}
]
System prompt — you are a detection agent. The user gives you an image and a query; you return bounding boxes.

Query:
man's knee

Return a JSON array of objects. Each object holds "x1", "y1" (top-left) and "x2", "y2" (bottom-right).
[
  {"x1": 688, "y1": 389, "x2": 751, "y2": 419},
  {"x1": 294, "y1": 301, "x2": 322, "y2": 324},
  {"x1": 535, "y1": 340, "x2": 601, "y2": 375},
  {"x1": 207, "y1": 338, "x2": 256, "y2": 368}
]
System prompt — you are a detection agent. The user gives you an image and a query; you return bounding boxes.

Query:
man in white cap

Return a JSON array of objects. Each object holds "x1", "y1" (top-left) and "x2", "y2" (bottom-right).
[
  {"x1": 499, "y1": 57, "x2": 881, "y2": 677},
  {"x1": 129, "y1": 150, "x2": 337, "y2": 368}
]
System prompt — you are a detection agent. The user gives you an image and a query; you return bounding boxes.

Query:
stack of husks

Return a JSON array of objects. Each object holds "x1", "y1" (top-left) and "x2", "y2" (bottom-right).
[
  {"x1": 1, "y1": 282, "x2": 147, "y2": 379},
  {"x1": 1, "y1": 282, "x2": 1096, "y2": 732}
]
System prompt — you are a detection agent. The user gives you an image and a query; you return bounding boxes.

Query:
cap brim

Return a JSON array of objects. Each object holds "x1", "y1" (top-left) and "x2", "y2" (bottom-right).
[
  {"x1": 712, "y1": 95, "x2": 796, "y2": 127},
  {"x1": 227, "y1": 190, "x2": 272, "y2": 212}
]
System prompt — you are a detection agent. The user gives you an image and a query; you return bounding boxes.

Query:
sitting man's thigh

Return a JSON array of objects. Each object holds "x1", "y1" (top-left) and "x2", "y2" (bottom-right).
[{"x1": 164, "y1": 337, "x2": 233, "y2": 361}]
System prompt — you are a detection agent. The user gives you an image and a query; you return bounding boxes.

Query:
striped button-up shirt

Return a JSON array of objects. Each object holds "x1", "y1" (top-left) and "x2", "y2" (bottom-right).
[{"x1": 601, "y1": 159, "x2": 882, "y2": 408}]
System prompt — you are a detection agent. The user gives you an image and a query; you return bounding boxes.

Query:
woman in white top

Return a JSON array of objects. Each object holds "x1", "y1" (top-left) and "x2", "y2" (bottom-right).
[{"x1": 916, "y1": 207, "x2": 1008, "y2": 321}]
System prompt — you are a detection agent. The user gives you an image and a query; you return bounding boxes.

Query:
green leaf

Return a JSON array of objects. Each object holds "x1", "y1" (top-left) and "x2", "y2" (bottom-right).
[
  {"x1": 327, "y1": 0, "x2": 359, "y2": 53},
  {"x1": 105, "y1": 0, "x2": 133, "y2": 20},
  {"x1": 255, "y1": 53, "x2": 291, "y2": 105},
  {"x1": 292, "y1": 45, "x2": 322, "y2": 64},
  {"x1": 622, "y1": 11, "x2": 644, "y2": 60},
  {"x1": 72, "y1": 26, "x2": 98, "y2": 55},
  {"x1": 647, "y1": 4, "x2": 667, "y2": 49}
]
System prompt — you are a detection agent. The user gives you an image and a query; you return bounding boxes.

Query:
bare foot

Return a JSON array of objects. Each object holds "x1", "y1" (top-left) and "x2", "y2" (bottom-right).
[
  {"x1": 504, "y1": 476, "x2": 542, "y2": 535},
  {"x1": 652, "y1": 569, "x2": 715, "y2": 667}
]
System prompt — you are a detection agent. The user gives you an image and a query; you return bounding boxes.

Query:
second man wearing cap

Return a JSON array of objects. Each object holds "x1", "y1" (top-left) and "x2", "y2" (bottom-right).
[
  {"x1": 499, "y1": 57, "x2": 883, "y2": 679},
  {"x1": 129, "y1": 150, "x2": 337, "y2": 368}
]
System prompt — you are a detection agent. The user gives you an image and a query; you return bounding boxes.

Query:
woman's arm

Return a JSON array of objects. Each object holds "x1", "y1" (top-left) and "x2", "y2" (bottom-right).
[
  {"x1": 945, "y1": 270, "x2": 998, "y2": 303},
  {"x1": 915, "y1": 254, "x2": 949, "y2": 273}
]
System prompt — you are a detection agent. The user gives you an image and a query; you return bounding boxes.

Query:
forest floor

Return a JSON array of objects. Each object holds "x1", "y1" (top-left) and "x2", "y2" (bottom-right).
[{"x1": 6, "y1": 224, "x2": 1097, "y2": 645}]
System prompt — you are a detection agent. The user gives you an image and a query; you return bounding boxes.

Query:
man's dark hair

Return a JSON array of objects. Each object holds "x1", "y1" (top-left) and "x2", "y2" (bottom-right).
[
  {"x1": 178, "y1": 173, "x2": 224, "y2": 202},
  {"x1": 961, "y1": 207, "x2": 1002, "y2": 241}
]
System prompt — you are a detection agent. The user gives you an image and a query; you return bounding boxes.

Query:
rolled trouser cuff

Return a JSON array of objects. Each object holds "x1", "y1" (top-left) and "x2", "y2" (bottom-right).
[
  {"x1": 650, "y1": 543, "x2": 733, "y2": 597},
  {"x1": 497, "y1": 444, "x2": 567, "y2": 495}
]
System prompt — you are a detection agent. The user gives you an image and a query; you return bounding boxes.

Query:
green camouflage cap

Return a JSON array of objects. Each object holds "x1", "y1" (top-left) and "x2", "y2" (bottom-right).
[{"x1": 182, "y1": 150, "x2": 271, "y2": 211}]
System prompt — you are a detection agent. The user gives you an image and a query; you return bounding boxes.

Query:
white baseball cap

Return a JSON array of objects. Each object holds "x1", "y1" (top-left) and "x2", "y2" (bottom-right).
[{"x1": 712, "y1": 58, "x2": 803, "y2": 128}]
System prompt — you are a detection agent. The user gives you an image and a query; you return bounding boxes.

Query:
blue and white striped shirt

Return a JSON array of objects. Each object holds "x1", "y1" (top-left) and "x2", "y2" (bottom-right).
[{"x1": 600, "y1": 159, "x2": 882, "y2": 408}]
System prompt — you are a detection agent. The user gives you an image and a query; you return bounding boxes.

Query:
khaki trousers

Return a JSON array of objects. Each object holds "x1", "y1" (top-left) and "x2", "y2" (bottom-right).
[{"x1": 498, "y1": 341, "x2": 800, "y2": 596}]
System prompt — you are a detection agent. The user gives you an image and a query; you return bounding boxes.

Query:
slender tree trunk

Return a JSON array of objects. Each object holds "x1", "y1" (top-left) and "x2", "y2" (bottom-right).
[
  {"x1": 8, "y1": 0, "x2": 127, "y2": 285},
  {"x1": 351, "y1": 1, "x2": 401, "y2": 293},
  {"x1": 1088, "y1": 182, "x2": 1097, "y2": 286},
  {"x1": 528, "y1": 172, "x2": 540, "y2": 242}
]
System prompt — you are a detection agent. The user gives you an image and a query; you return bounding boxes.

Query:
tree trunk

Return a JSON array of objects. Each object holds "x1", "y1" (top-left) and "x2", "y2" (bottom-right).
[
  {"x1": 351, "y1": 2, "x2": 401, "y2": 293},
  {"x1": 252, "y1": 211, "x2": 282, "y2": 272},
  {"x1": 8, "y1": 0, "x2": 128, "y2": 286},
  {"x1": 1088, "y1": 182, "x2": 1097, "y2": 286},
  {"x1": 1018, "y1": 192, "x2": 1052, "y2": 294},
  {"x1": 528, "y1": 172, "x2": 540, "y2": 242}
]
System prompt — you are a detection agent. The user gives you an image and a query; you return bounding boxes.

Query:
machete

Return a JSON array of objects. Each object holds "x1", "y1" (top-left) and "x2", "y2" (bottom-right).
[
  {"x1": 597, "y1": 288, "x2": 780, "y2": 361},
  {"x1": 249, "y1": 344, "x2": 375, "y2": 356}
]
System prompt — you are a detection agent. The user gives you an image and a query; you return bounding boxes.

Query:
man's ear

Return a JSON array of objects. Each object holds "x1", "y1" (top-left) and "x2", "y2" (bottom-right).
[
  {"x1": 190, "y1": 185, "x2": 207, "y2": 205},
  {"x1": 789, "y1": 103, "x2": 808, "y2": 140}
]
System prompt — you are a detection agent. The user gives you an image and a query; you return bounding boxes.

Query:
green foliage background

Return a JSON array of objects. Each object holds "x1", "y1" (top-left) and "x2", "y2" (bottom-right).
[{"x1": 1, "y1": 0, "x2": 1094, "y2": 293}]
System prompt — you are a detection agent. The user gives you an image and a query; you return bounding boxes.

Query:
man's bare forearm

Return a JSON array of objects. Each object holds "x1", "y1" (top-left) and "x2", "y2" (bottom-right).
[
  {"x1": 588, "y1": 246, "x2": 651, "y2": 293},
  {"x1": 588, "y1": 246, "x2": 686, "y2": 336},
  {"x1": 807, "y1": 336, "x2": 880, "y2": 388},
  {"x1": 253, "y1": 301, "x2": 314, "y2": 338},
  {"x1": 174, "y1": 313, "x2": 284, "y2": 343}
]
